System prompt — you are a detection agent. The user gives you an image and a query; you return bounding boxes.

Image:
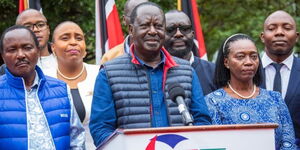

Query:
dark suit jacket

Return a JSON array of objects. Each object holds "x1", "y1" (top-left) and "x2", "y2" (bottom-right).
[
  {"x1": 192, "y1": 56, "x2": 217, "y2": 96},
  {"x1": 261, "y1": 56, "x2": 300, "y2": 143}
]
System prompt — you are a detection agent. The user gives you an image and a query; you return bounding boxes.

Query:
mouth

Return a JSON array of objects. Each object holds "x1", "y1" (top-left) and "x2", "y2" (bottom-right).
[
  {"x1": 242, "y1": 69, "x2": 255, "y2": 74},
  {"x1": 36, "y1": 36, "x2": 43, "y2": 41},
  {"x1": 272, "y1": 40, "x2": 287, "y2": 45},
  {"x1": 67, "y1": 49, "x2": 80, "y2": 54},
  {"x1": 16, "y1": 61, "x2": 29, "y2": 67},
  {"x1": 173, "y1": 40, "x2": 186, "y2": 47},
  {"x1": 145, "y1": 38, "x2": 159, "y2": 43}
]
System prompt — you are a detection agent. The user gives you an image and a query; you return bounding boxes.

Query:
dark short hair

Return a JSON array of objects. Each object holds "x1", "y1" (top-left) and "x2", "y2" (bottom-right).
[
  {"x1": 0, "y1": 25, "x2": 39, "y2": 54},
  {"x1": 130, "y1": 2, "x2": 164, "y2": 24},
  {"x1": 214, "y1": 33, "x2": 262, "y2": 88}
]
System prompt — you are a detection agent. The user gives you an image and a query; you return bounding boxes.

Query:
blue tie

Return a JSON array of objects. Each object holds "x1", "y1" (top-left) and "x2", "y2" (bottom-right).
[{"x1": 271, "y1": 63, "x2": 284, "y2": 93}]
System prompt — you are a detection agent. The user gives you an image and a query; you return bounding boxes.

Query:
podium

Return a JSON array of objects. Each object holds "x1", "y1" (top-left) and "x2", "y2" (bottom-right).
[{"x1": 97, "y1": 123, "x2": 278, "y2": 150}]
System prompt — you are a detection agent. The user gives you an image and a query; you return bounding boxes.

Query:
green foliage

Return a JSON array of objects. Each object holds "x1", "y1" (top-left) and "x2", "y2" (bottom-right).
[
  {"x1": 199, "y1": 0, "x2": 300, "y2": 60},
  {"x1": 0, "y1": 0, "x2": 299, "y2": 62}
]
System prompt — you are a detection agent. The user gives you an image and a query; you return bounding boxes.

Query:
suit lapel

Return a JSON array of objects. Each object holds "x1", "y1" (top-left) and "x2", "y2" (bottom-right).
[{"x1": 285, "y1": 57, "x2": 300, "y2": 105}]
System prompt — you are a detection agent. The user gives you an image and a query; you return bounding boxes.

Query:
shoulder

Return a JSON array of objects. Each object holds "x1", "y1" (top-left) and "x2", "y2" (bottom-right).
[
  {"x1": 84, "y1": 63, "x2": 100, "y2": 80},
  {"x1": 193, "y1": 57, "x2": 215, "y2": 68},
  {"x1": 293, "y1": 56, "x2": 300, "y2": 67},
  {"x1": 0, "y1": 64, "x2": 6, "y2": 75},
  {"x1": 172, "y1": 56, "x2": 190, "y2": 65},
  {"x1": 84, "y1": 63, "x2": 100, "y2": 72},
  {"x1": 0, "y1": 74, "x2": 7, "y2": 85},
  {"x1": 258, "y1": 88, "x2": 282, "y2": 103},
  {"x1": 104, "y1": 54, "x2": 131, "y2": 66},
  {"x1": 44, "y1": 75, "x2": 67, "y2": 87},
  {"x1": 101, "y1": 42, "x2": 125, "y2": 64},
  {"x1": 205, "y1": 89, "x2": 226, "y2": 103}
]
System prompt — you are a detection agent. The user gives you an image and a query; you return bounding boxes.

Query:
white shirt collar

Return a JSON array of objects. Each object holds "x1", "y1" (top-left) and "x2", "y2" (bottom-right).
[
  {"x1": 189, "y1": 52, "x2": 194, "y2": 65},
  {"x1": 261, "y1": 52, "x2": 294, "y2": 70}
]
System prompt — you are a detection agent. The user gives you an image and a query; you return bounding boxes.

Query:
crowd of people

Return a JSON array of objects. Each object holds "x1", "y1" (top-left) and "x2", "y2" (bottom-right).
[{"x1": 0, "y1": 0, "x2": 299, "y2": 150}]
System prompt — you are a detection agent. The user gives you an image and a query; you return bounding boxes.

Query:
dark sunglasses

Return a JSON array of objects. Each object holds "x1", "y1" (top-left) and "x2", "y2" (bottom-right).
[{"x1": 166, "y1": 25, "x2": 192, "y2": 36}]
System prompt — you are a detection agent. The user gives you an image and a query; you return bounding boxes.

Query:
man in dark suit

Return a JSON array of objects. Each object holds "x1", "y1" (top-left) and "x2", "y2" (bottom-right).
[
  {"x1": 260, "y1": 10, "x2": 300, "y2": 147},
  {"x1": 164, "y1": 10, "x2": 216, "y2": 95}
]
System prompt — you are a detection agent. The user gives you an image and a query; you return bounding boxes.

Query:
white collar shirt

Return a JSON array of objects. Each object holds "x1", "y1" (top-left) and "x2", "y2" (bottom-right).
[{"x1": 261, "y1": 52, "x2": 294, "y2": 99}]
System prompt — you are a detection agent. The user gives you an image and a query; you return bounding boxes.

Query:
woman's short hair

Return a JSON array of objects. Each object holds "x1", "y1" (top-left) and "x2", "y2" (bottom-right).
[{"x1": 214, "y1": 33, "x2": 262, "y2": 88}]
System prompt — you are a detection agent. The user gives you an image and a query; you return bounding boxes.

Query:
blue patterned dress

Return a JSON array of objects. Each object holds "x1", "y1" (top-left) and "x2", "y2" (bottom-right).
[{"x1": 205, "y1": 88, "x2": 296, "y2": 150}]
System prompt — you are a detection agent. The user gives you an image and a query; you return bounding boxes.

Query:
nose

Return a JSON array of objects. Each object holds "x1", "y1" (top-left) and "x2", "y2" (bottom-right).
[
  {"x1": 16, "y1": 49, "x2": 25, "y2": 59},
  {"x1": 31, "y1": 25, "x2": 41, "y2": 33},
  {"x1": 275, "y1": 27, "x2": 284, "y2": 36},
  {"x1": 148, "y1": 25, "x2": 158, "y2": 36},
  {"x1": 70, "y1": 37, "x2": 77, "y2": 45},
  {"x1": 174, "y1": 28, "x2": 184, "y2": 38},
  {"x1": 244, "y1": 56, "x2": 254, "y2": 66}
]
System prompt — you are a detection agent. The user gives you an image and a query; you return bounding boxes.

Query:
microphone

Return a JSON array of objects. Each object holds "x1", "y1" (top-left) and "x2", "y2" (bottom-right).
[{"x1": 168, "y1": 83, "x2": 194, "y2": 126}]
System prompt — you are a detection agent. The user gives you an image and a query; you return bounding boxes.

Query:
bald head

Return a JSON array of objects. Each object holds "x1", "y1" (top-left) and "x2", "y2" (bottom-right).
[
  {"x1": 16, "y1": 9, "x2": 47, "y2": 25},
  {"x1": 123, "y1": 0, "x2": 148, "y2": 26},
  {"x1": 124, "y1": 0, "x2": 148, "y2": 16},
  {"x1": 264, "y1": 10, "x2": 296, "y2": 29},
  {"x1": 52, "y1": 21, "x2": 83, "y2": 42},
  {"x1": 165, "y1": 10, "x2": 191, "y2": 26}
]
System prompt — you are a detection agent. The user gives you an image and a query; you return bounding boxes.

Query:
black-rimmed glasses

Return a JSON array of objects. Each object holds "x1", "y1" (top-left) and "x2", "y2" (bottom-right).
[{"x1": 23, "y1": 21, "x2": 47, "y2": 30}]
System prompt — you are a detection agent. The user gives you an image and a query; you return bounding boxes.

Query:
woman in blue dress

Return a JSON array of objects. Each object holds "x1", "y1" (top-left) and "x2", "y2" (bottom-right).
[{"x1": 205, "y1": 33, "x2": 296, "y2": 149}]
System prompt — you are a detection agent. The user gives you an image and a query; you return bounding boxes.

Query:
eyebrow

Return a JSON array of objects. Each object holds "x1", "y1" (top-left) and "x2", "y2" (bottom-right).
[{"x1": 59, "y1": 32, "x2": 84, "y2": 37}]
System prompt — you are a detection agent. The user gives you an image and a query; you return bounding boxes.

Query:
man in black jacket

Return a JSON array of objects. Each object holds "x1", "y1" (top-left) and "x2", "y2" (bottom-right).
[{"x1": 164, "y1": 10, "x2": 216, "y2": 95}]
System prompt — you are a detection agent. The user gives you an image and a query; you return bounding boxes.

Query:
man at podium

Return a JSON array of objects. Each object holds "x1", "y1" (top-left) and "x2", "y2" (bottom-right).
[{"x1": 89, "y1": 2, "x2": 212, "y2": 147}]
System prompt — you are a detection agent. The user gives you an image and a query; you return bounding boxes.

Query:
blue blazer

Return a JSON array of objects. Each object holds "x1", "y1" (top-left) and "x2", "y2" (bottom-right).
[
  {"x1": 192, "y1": 56, "x2": 217, "y2": 96},
  {"x1": 261, "y1": 56, "x2": 300, "y2": 145}
]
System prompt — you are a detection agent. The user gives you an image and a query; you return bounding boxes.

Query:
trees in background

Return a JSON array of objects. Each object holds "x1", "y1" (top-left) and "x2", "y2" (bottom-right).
[{"x1": 0, "y1": 0, "x2": 299, "y2": 63}]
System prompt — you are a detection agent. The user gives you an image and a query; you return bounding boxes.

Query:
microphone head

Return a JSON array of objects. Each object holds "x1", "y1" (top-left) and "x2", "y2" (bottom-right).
[{"x1": 168, "y1": 83, "x2": 185, "y2": 102}]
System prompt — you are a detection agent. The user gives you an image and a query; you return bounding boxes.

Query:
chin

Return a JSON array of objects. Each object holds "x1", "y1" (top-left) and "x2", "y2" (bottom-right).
[{"x1": 270, "y1": 48, "x2": 292, "y2": 55}]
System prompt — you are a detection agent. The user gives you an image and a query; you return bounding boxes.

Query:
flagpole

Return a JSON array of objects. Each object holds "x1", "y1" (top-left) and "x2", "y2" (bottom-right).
[{"x1": 177, "y1": 0, "x2": 182, "y2": 10}]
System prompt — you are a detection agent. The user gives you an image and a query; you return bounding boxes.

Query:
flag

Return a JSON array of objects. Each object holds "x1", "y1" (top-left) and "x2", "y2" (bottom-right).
[
  {"x1": 177, "y1": 0, "x2": 207, "y2": 60},
  {"x1": 95, "y1": 0, "x2": 124, "y2": 64},
  {"x1": 19, "y1": 0, "x2": 42, "y2": 13}
]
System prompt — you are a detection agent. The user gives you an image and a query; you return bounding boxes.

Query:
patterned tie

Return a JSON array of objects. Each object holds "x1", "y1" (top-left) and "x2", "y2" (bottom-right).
[{"x1": 271, "y1": 63, "x2": 284, "y2": 93}]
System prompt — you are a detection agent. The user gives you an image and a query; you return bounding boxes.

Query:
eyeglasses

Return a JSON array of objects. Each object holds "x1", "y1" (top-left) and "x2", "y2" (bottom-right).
[
  {"x1": 23, "y1": 21, "x2": 47, "y2": 30},
  {"x1": 166, "y1": 25, "x2": 192, "y2": 36}
]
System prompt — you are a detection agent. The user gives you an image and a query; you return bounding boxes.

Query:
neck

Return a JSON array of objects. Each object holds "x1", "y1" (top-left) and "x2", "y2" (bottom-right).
[
  {"x1": 57, "y1": 61, "x2": 84, "y2": 77},
  {"x1": 24, "y1": 71, "x2": 36, "y2": 90},
  {"x1": 135, "y1": 50, "x2": 161, "y2": 68},
  {"x1": 229, "y1": 78, "x2": 254, "y2": 91},
  {"x1": 183, "y1": 52, "x2": 192, "y2": 61},
  {"x1": 40, "y1": 45, "x2": 50, "y2": 57},
  {"x1": 265, "y1": 49, "x2": 292, "y2": 63}
]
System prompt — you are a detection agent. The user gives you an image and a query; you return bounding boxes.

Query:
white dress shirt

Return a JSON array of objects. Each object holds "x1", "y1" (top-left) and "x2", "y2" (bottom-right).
[{"x1": 261, "y1": 52, "x2": 294, "y2": 99}]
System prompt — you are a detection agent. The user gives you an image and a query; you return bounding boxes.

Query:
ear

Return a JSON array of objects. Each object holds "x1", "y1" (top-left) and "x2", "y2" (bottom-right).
[
  {"x1": 82, "y1": 51, "x2": 87, "y2": 58},
  {"x1": 122, "y1": 15, "x2": 126, "y2": 26},
  {"x1": 128, "y1": 24, "x2": 134, "y2": 36},
  {"x1": 260, "y1": 32, "x2": 265, "y2": 44},
  {"x1": 224, "y1": 57, "x2": 229, "y2": 69},
  {"x1": 191, "y1": 30, "x2": 195, "y2": 38},
  {"x1": 51, "y1": 42, "x2": 56, "y2": 56},
  {"x1": 47, "y1": 25, "x2": 50, "y2": 36},
  {"x1": 296, "y1": 32, "x2": 300, "y2": 42}
]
